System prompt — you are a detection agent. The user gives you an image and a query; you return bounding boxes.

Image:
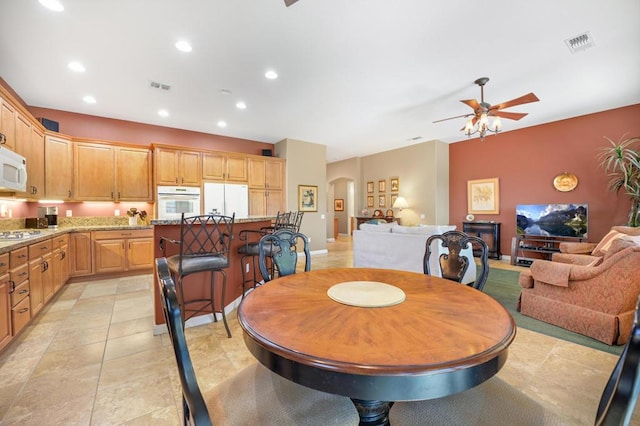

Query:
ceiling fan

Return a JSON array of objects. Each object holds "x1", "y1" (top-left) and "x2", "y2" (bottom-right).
[
  {"x1": 434, "y1": 77, "x2": 540, "y2": 140},
  {"x1": 284, "y1": 0, "x2": 299, "y2": 6}
]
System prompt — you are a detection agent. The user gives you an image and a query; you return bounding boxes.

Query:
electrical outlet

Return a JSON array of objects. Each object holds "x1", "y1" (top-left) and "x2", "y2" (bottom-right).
[
  {"x1": 420, "y1": 214, "x2": 426, "y2": 219},
  {"x1": 245, "y1": 263, "x2": 250, "y2": 273},
  {"x1": 114, "y1": 209, "x2": 120, "y2": 216},
  {"x1": 66, "y1": 210, "x2": 73, "y2": 217},
  {"x1": 308, "y1": 237, "x2": 311, "y2": 242}
]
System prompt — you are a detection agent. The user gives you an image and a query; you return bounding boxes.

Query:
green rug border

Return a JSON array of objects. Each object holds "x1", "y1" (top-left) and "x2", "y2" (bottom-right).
[{"x1": 483, "y1": 268, "x2": 623, "y2": 355}]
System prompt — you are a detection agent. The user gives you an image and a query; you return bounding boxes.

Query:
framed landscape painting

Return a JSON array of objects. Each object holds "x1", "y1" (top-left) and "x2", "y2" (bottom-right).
[
  {"x1": 467, "y1": 178, "x2": 499, "y2": 214},
  {"x1": 298, "y1": 185, "x2": 318, "y2": 212}
]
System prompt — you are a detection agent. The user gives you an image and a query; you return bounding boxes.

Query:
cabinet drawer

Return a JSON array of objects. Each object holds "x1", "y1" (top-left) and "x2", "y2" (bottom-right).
[
  {"x1": 12, "y1": 296, "x2": 30, "y2": 335},
  {"x1": 10, "y1": 247, "x2": 29, "y2": 267},
  {"x1": 29, "y1": 239, "x2": 52, "y2": 260},
  {"x1": 10, "y1": 279, "x2": 29, "y2": 307},
  {"x1": 0, "y1": 253, "x2": 8, "y2": 275},
  {"x1": 52, "y1": 234, "x2": 69, "y2": 249},
  {"x1": 10, "y1": 263, "x2": 29, "y2": 286},
  {"x1": 93, "y1": 229, "x2": 153, "y2": 240}
]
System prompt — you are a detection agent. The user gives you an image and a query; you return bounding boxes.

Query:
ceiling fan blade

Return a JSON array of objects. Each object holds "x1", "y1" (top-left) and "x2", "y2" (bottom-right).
[
  {"x1": 284, "y1": 0, "x2": 299, "y2": 6},
  {"x1": 433, "y1": 113, "x2": 474, "y2": 123},
  {"x1": 460, "y1": 99, "x2": 480, "y2": 110},
  {"x1": 490, "y1": 92, "x2": 539, "y2": 111},
  {"x1": 491, "y1": 110, "x2": 529, "y2": 121}
]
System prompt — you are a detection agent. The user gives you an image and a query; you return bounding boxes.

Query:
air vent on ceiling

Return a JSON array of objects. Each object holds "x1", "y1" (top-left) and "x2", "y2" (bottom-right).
[
  {"x1": 149, "y1": 81, "x2": 171, "y2": 91},
  {"x1": 565, "y1": 32, "x2": 595, "y2": 54}
]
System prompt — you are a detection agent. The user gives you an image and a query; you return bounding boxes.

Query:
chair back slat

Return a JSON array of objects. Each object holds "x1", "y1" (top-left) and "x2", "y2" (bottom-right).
[{"x1": 156, "y1": 258, "x2": 212, "y2": 426}]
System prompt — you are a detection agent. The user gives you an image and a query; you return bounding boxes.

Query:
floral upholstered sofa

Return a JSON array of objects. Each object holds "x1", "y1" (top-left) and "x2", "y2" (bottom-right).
[{"x1": 518, "y1": 232, "x2": 640, "y2": 345}]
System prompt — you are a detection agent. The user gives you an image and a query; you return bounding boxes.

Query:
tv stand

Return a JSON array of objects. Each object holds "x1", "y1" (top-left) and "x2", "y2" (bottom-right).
[{"x1": 510, "y1": 235, "x2": 584, "y2": 266}]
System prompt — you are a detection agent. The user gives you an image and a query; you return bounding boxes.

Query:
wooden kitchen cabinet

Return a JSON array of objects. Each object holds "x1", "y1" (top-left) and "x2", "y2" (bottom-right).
[
  {"x1": 25, "y1": 126, "x2": 45, "y2": 198},
  {"x1": 29, "y1": 239, "x2": 52, "y2": 314},
  {"x1": 51, "y1": 234, "x2": 69, "y2": 292},
  {"x1": 154, "y1": 146, "x2": 201, "y2": 186},
  {"x1": 74, "y1": 141, "x2": 116, "y2": 201},
  {"x1": 0, "y1": 252, "x2": 10, "y2": 351},
  {"x1": 9, "y1": 247, "x2": 30, "y2": 336},
  {"x1": 69, "y1": 232, "x2": 93, "y2": 277},
  {"x1": 45, "y1": 134, "x2": 73, "y2": 200},
  {"x1": 116, "y1": 146, "x2": 153, "y2": 201},
  {"x1": 0, "y1": 97, "x2": 16, "y2": 151},
  {"x1": 248, "y1": 157, "x2": 284, "y2": 190},
  {"x1": 202, "y1": 151, "x2": 248, "y2": 183},
  {"x1": 93, "y1": 229, "x2": 154, "y2": 274},
  {"x1": 249, "y1": 188, "x2": 284, "y2": 216}
]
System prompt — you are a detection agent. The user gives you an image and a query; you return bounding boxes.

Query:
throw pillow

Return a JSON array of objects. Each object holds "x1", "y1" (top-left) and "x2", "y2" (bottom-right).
[
  {"x1": 591, "y1": 230, "x2": 623, "y2": 257},
  {"x1": 359, "y1": 222, "x2": 394, "y2": 233},
  {"x1": 603, "y1": 237, "x2": 637, "y2": 261}
]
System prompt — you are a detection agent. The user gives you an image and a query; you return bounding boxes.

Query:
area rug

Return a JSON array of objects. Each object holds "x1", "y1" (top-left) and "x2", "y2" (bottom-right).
[{"x1": 483, "y1": 268, "x2": 623, "y2": 355}]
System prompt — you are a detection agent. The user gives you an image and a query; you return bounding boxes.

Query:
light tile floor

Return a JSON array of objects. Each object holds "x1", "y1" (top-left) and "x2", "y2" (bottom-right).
[{"x1": 0, "y1": 237, "x2": 635, "y2": 425}]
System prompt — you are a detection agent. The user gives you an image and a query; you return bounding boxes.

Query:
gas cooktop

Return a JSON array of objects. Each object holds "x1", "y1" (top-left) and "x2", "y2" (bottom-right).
[{"x1": 0, "y1": 230, "x2": 43, "y2": 240}]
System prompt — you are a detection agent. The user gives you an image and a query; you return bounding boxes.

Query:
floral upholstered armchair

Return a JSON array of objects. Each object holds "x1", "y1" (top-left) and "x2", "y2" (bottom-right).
[
  {"x1": 551, "y1": 226, "x2": 640, "y2": 265},
  {"x1": 518, "y1": 238, "x2": 640, "y2": 345}
]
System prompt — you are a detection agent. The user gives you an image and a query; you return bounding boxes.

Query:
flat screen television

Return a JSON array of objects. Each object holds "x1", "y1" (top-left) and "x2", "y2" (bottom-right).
[{"x1": 516, "y1": 203, "x2": 588, "y2": 239}]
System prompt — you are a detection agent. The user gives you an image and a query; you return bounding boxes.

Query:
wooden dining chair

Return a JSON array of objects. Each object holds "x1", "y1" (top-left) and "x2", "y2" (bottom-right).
[
  {"x1": 424, "y1": 230, "x2": 490, "y2": 291},
  {"x1": 258, "y1": 229, "x2": 311, "y2": 282},
  {"x1": 156, "y1": 257, "x2": 359, "y2": 425},
  {"x1": 390, "y1": 295, "x2": 640, "y2": 425}
]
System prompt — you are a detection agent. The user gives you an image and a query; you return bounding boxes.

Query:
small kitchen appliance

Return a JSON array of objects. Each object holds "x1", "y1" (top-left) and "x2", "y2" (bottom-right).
[{"x1": 38, "y1": 206, "x2": 59, "y2": 228}]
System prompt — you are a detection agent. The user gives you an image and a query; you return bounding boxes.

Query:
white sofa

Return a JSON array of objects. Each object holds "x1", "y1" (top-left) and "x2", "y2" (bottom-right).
[{"x1": 353, "y1": 222, "x2": 476, "y2": 284}]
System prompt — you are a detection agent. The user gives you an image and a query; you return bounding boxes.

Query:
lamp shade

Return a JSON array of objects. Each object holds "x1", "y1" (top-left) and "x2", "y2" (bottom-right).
[{"x1": 392, "y1": 196, "x2": 408, "y2": 209}]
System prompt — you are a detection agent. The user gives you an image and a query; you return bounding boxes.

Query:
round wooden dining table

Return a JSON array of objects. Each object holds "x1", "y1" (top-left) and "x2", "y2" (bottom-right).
[{"x1": 238, "y1": 268, "x2": 516, "y2": 425}]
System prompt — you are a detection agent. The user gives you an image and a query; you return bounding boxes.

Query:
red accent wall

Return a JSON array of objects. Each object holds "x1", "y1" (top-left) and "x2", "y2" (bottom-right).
[
  {"x1": 449, "y1": 104, "x2": 640, "y2": 255},
  {"x1": 27, "y1": 106, "x2": 274, "y2": 155}
]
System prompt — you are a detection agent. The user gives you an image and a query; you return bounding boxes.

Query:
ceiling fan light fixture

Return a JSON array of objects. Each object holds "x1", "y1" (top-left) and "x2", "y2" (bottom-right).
[{"x1": 492, "y1": 116, "x2": 502, "y2": 131}]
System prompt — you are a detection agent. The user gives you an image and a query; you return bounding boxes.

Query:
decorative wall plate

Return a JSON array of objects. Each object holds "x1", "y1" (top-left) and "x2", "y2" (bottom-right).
[
  {"x1": 465, "y1": 214, "x2": 475, "y2": 221},
  {"x1": 553, "y1": 172, "x2": 578, "y2": 192}
]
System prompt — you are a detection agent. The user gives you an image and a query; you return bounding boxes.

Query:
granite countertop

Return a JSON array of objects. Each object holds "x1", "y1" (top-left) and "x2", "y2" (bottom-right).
[{"x1": 0, "y1": 224, "x2": 153, "y2": 254}]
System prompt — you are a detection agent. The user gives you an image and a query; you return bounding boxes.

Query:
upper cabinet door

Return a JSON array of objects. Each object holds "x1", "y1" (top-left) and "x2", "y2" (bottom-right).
[
  {"x1": 202, "y1": 152, "x2": 226, "y2": 181},
  {"x1": 45, "y1": 135, "x2": 73, "y2": 200},
  {"x1": 26, "y1": 126, "x2": 45, "y2": 198},
  {"x1": 265, "y1": 159, "x2": 283, "y2": 190},
  {"x1": 179, "y1": 150, "x2": 201, "y2": 186},
  {"x1": 73, "y1": 142, "x2": 116, "y2": 201},
  {"x1": 116, "y1": 146, "x2": 152, "y2": 201},
  {"x1": 248, "y1": 157, "x2": 266, "y2": 188},
  {"x1": 226, "y1": 154, "x2": 248, "y2": 183},
  {"x1": 0, "y1": 98, "x2": 16, "y2": 151}
]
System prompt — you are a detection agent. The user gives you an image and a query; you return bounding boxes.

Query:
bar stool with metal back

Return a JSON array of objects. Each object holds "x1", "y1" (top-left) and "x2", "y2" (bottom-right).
[
  {"x1": 159, "y1": 213, "x2": 235, "y2": 337},
  {"x1": 238, "y1": 211, "x2": 299, "y2": 297}
]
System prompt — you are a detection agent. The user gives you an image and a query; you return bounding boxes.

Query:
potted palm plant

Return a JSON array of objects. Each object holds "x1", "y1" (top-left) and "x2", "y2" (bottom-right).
[{"x1": 598, "y1": 135, "x2": 640, "y2": 227}]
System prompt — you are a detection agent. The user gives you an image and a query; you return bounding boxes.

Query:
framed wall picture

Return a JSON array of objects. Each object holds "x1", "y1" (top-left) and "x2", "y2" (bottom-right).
[
  {"x1": 390, "y1": 177, "x2": 399, "y2": 192},
  {"x1": 378, "y1": 194, "x2": 386, "y2": 207},
  {"x1": 298, "y1": 185, "x2": 318, "y2": 212},
  {"x1": 334, "y1": 199, "x2": 344, "y2": 211},
  {"x1": 367, "y1": 181, "x2": 374, "y2": 193},
  {"x1": 467, "y1": 178, "x2": 499, "y2": 214},
  {"x1": 378, "y1": 179, "x2": 386, "y2": 193},
  {"x1": 390, "y1": 193, "x2": 398, "y2": 207},
  {"x1": 367, "y1": 195, "x2": 374, "y2": 207}
]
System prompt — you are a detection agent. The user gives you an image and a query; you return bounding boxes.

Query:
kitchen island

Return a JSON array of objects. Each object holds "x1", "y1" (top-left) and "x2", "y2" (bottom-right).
[{"x1": 151, "y1": 216, "x2": 274, "y2": 329}]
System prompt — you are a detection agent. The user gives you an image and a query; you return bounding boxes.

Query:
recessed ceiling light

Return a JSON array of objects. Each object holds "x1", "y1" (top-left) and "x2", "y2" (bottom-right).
[
  {"x1": 39, "y1": 0, "x2": 64, "y2": 12},
  {"x1": 158, "y1": 109, "x2": 169, "y2": 117},
  {"x1": 235, "y1": 101, "x2": 247, "y2": 110},
  {"x1": 82, "y1": 95, "x2": 96, "y2": 104},
  {"x1": 217, "y1": 121, "x2": 227, "y2": 128},
  {"x1": 175, "y1": 40, "x2": 192, "y2": 52},
  {"x1": 265, "y1": 70, "x2": 278, "y2": 80},
  {"x1": 68, "y1": 61, "x2": 86, "y2": 72}
]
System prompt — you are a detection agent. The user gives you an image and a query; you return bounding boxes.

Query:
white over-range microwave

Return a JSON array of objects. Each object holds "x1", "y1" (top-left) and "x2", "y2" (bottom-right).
[
  {"x1": 0, "y1": 146, "x2": 27, "y2": 192},
  {"x1": 156, "y1": 186, "x2": 201, "y2": 220}
]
